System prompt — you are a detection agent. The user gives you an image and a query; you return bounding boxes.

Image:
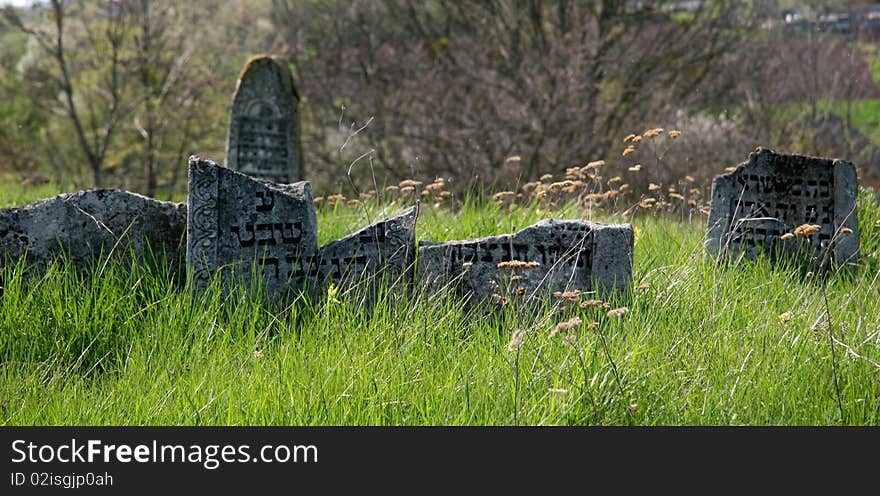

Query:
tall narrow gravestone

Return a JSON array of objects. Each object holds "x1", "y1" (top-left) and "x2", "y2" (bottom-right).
[
  {"x1": 706, "y1": 147, "x2": 859, "y2": 267},
  {"x1": 417, "y1": 220, "x2": 633, "y2": 306},
  {"x1": 225, "y1": 55, "x2": 303, "y2": 183},
  {"x1": 186, "y1": 156, "x2": 317, "y2": 299}
]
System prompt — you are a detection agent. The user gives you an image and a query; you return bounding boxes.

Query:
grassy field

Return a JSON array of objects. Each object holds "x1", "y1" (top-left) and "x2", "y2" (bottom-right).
[{"x1": 1, "y1": 183, "x2": 879, "y2": 426}]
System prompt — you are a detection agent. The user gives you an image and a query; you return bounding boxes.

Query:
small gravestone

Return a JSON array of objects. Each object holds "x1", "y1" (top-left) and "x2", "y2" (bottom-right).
[
  {"x1": 0, "y1": 189, "x2": 186, "y2": 274},
  {"x1": 417, "y1": 220, "x2": 633, "y2": 305},
  {"x1": 706, "y1": 147, "x2": 859, "y2": 267},
  {"x1": 225, "y1": 55, "x2": 303, "y2": 183},
  {"x1": 186, "y1": 156, "x2": 317, "y2": 299},
  {"x1": 299, "y1": 206, "x2": 418, "y2": 291}
]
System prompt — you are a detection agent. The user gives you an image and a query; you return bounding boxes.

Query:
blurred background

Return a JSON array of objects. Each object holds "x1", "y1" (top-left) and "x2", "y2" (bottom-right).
[{"x1": 1, "y1": 0, "x2": 879, "y2": 200}]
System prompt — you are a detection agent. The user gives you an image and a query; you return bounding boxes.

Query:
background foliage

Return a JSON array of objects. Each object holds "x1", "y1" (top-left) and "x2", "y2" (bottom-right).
[{"x1": 1, "y1": 0, "x2": 880, "y2": 199}]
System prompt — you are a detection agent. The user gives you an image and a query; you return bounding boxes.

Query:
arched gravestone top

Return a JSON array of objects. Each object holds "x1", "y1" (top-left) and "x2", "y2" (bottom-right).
[
  {"x1": 705, "y1": 147, "x2": 859, "y2": 267},
  {"x1": 225, "y1": 55, "x2": 303, "y2": 183}
]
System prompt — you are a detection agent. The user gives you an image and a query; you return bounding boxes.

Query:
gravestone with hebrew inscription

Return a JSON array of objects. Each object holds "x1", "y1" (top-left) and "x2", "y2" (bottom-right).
[
  {"x1": 417, "y1": 219, "x2": 633, "y2": 305},
  {"x1": 297, "y1": 206, "x2": 418, "y2": 292},
  {"x1": 225, "y1": 55, "x2": 303, "y2": 183},
  {"x1": 0, "y1": 189, "x2": 186, "y2": 275},
  {"x1": 705, "y1": 147, "x2": 859, "y2": 267},
  {"x1": 186, "y1": 156, "x2": 317, "y2": 299}
]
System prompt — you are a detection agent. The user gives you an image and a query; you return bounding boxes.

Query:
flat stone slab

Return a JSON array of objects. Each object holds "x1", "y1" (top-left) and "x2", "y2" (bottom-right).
[
  {"x1": 225, "y1": 55, "x2": 303, "y2": 183},
  {"x1": 186, "y1": 156, "x2": 317, "y2": 299},
  {"x1": 417, "y1": 219, "x2": 633, "y2": 305},
  {"x1": 706, "y1": 147, "x2": 859, "y2": 267},
  {"x1": 0, "y1": 189, "x2": 186, "y2": 273},
  {"x1": 299, "y1": 206, "x2": 418, "y2": 290}
]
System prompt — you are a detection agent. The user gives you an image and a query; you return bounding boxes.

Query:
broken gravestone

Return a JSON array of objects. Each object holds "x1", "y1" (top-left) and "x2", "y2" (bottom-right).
[
  {"x1": 186, "y1": 156, "x2": 317, "y2": 299},
  {"x1": 417, "y1": 219, "x2": 633, "y2": 306},
  {"x1": 225, "y1": 55, "x2": 303, "y2": 183},
  {"x1": 0, "y1": 189, "x2": 186, "y2": 274},
  {"x1": 705, "y1": 147, "x2": 859, "y2": 267},
  {"x1": 298, "y1": 205, "x2": 419, "y2": 292}
]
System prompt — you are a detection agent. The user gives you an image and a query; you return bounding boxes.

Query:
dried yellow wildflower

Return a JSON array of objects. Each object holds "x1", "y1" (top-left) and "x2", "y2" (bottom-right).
[
  {"x1": 399, "y1": 179, "x2": 423, "y2": 188},
  {"x1": 794, "y1": 224, "x2": 821, "y2": 237},
  {"x1": 550, "y1": 317, "x2": 582, "y2": 339},
  {"x1": 507, "y1": 329, "x2": 525, "y2": 351},
  {"x1": 553, "y1": 290, "x2": 582, "y2": 303},
  {"x1": 580, "y1": 299, "x2": 604, "y2": 308},
  {"x1": 606, "y1": 307, "x2": 629, "y2": 318},
  {"x1": 497, "y1": 260, "x2": 540, "y2": 270}
]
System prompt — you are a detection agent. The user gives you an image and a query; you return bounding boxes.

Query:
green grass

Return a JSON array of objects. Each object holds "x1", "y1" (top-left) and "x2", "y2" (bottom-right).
[
  {"x1": 774, "y1": 98, "x2": 880, "y2": 145},
  {"x1": 1, "y1": 188, "x2": 880, "y2": 426},
  {"x1": 770, "y1": 43, "x2": 880, "y2": 146},
  {"x1": 865, "y1": 43, "x2": 880, "y2": 84},
  {"x1": 0, "y1": 176, "x2": 71, "y2": 209}
]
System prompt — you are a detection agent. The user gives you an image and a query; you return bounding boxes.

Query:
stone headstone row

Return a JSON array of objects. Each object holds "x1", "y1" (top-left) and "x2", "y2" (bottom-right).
[
  {"x1": 186, "y1": 157, "x2": 632, "y2": 303},
  {"x1": 0, "y1": 157, "x2": 634, "y2": 306},
  {"x1": 0, "y1": 147, "x2": 860, "y2": 305}
]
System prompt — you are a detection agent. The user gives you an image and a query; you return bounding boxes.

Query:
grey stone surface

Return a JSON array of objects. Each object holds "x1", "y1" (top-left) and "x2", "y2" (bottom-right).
[
  {"x1": 225, "y1": 55, "x2": 303, "y2": 183},
  {"x1": 417, "y1": 219, "x2": 633, "y2": 305},
  {"x1": 706, "y1": 147, "x2": 859, "y2": 267},
  {"x1": 300, "y1": 206, "x2": 418, "y2": 290},
  {"x1": 0, "y1": 189, "x2": 186, "y2": 273},
  {"x1": 186, "y1": 156, "x2": 317, "y2": 299}
]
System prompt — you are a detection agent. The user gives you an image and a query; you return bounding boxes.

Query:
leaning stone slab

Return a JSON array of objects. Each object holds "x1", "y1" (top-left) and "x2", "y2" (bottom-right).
[
  {"x1": 705, "y1": 147, "x2": 859, "y2": 267},
  {"x1": 186, "y1": 156, "x2": 317, "y2": 299},
  {"x1": 417, "y1": 219, "x2": 633, "y2": 305},
  {"x1": 0, "y1": 189, "x2": 186, "y2": 273},
  {"x1": 300, "y1": 206, "x2": 418, "y2": 291},
  {"x1": 225, "y1": 55, "x2": 303, "y2": 183}
]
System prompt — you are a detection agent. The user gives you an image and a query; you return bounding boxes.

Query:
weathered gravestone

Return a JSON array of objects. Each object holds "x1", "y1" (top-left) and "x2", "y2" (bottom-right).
[
  {"x1": 706, "y1": 147, "x2": 859, "y2": 267},
  {"x1": 417, "y1": 219, "x2": 633, "y2": 305},
  {"x1": 225, "y1": 55, "x2": 303, "y2": 183},
  {"x1": 299, "y1": 206, "x2": 418, "y2": 292},
  {"x1": 186, "y1": 156, "x2": 317, "y2": 299},
  {"x1": 0, "y1": 189, "x2": 186, "y2": 274}
]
